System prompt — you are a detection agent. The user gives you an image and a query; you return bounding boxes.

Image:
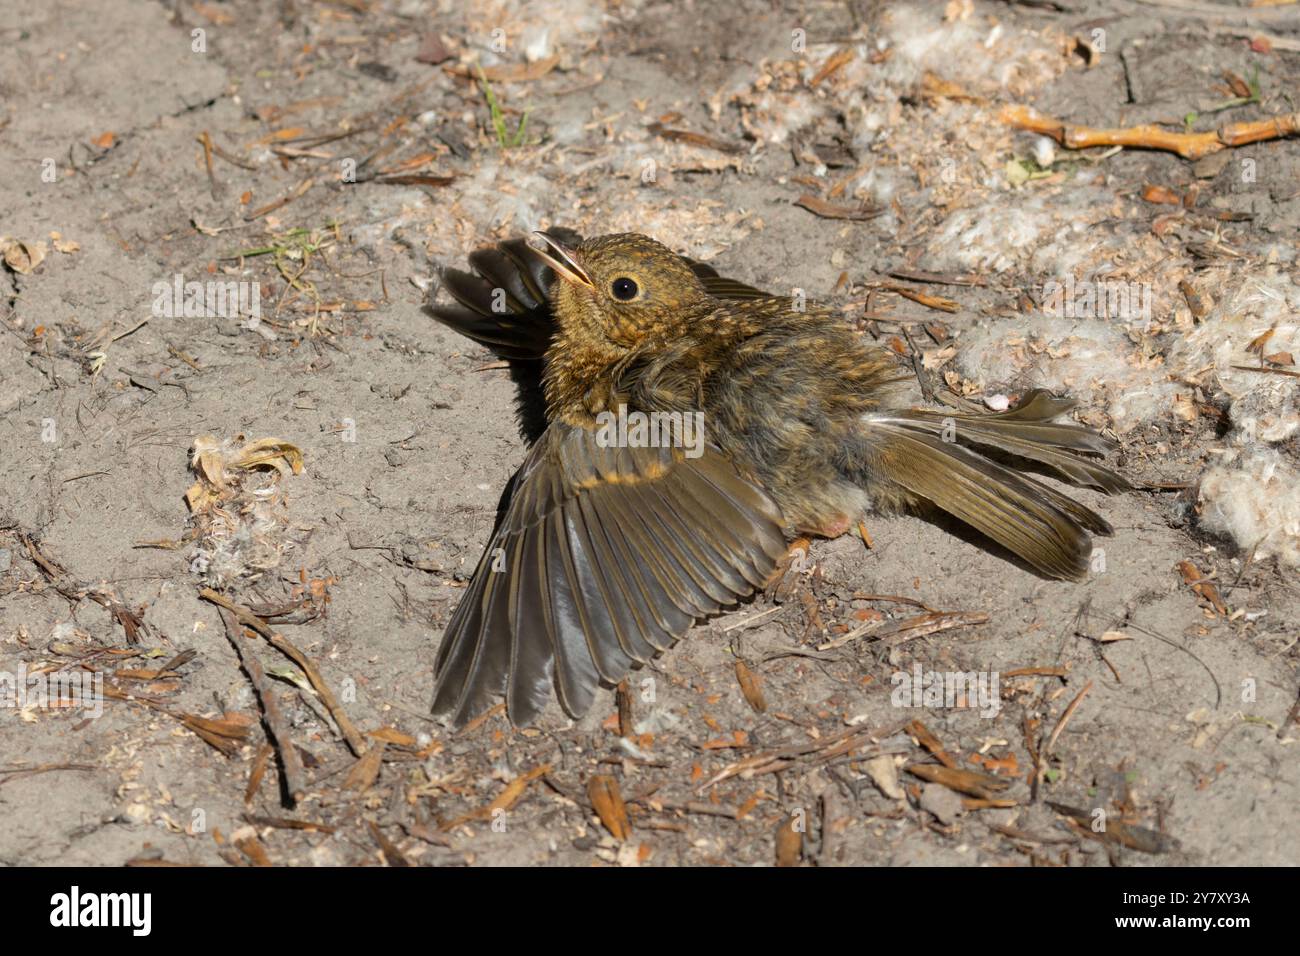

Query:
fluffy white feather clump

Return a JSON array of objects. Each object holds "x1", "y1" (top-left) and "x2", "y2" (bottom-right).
[
  {"x1": 1199, "y1": 448, "x2": 1300, "y2": 568},
  {"x1": 1172, "y1": 273, "x2": 1300, "y2": 444}
]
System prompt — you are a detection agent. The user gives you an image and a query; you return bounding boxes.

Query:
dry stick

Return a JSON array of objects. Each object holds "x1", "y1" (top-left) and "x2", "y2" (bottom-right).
[
  {"x1": 986, "y1": 821, "x2": 1076, "y2": 846},
  {"x1": 196, "y1": 132, "x2": 220, "y2": 199},
  {"x1": 0, "y1": 763, "x2": 97, "y2": 787},
  {"x1": 853, "y1": 592, "x2": 937, "y2": 611},
  {"x1": 1043, "y1": 679, "x2": 1093, "y2": 758},
  {"x1": 459, "y1": 701, "x2": 505, "y2": 735},
  {"x1": 907, "y1": 719, "x2": 958, "y2": 769},
  {"x1": 199, "y1": 588, "x2": 367, "y2": 757},
  {"x1": 1003, "y1": 665, "x2": 1070, "y2": 679},
  {"x1": 216, "y1": 607, "x2": 307, "y2": 805},
  {"x1": 721, "y1": 604, "x2": 786, "y2": 633},
  {"x1": 1032, "y1": 680, "x2": 1095, "y2": 799},
  {"x1": 627, "y1": 795, "x2": 740, "y2": 819},
  {"x1": 888, "y1": 268, "x2": 986, "y2": 287},
  {"x1": 368, "y1": 820, "x2": 411, "y2": 867},
  {"x1": 901, "y1": 324, "x2": 937, "y2": 403},
  {"x1": 1280, "y1": 687, "x2": 1300, "y2": 742},
  {"x1": 822, "y1": 609, "x2": 989, "y2": 650},
  {"x1": 19, "y1": 532, "x2": 149, "y2": 645},
  {"x1": 698, "y1": 720, "x2": 910, "y2": 791},
  {"x1": 208, "y1": 139, "x2": 259, "y2": 171},
  {"x1": 1231, "y1": 363, "x2": 1300, "y2": 380},
  {"x1": 244, "y1": 176, "x2": 315, "y2": 221},
  {"x1": 616, "y1": 680, "x2": 634, "y2": 738},
  {"x1": 1206, "y1": 26, "x2": 1300, "y2": 53},
  {"x1": 1134, "y1": 0, "x2": 1300, "y2": 23},
  {"x1": 1002, "y1": 103, "x2": 1300, "y2": 161}
]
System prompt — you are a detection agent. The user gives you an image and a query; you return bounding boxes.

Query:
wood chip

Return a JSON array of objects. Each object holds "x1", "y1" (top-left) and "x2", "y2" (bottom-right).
[
  {"x1": 1177, "y1": 560, "x2": 1228, "y2": 614},
  {"x1": 587, "y1": 775, "x2": 632, "y2": 841},
  {"x1": 343, "y1": 743, "x2": 386, "y2": 792},
  {"x1": 734, "y1": 660, "x2": 767, "y2": 713},
  {"x1": 646, "y1": 121, "x2": 746, "y2": 154},
  {"x1": 906, "y1": 763, "x2": 1012, "y2": 800},
  {"x1": 774, "y1": 813, "x2": 803, "y2": 866},
  {"x1": 795, "y1": 194, "x2": 885, "y2": 221}
]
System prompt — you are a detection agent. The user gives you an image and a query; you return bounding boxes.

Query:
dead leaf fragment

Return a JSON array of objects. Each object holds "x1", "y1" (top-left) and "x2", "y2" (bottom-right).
[
  {"x1": 734, "y1": 660, "x2": 767, "y2": 713},
  {"x1": 1142, "y1": 184, "x2": 1182, "y2": 205},
  {"x1": 795, "y1": 194, "x2": 884, "y2": 221},
  {"x1": 50, "y1": 231, "x2": 80, "y2": 254},
  {"x1": 906, "y1": 763, "x2": 1011, "y2": 800},
  {"x1": 445, "y1": 56, "x2": 558, "y2": 83},
  {"x1": 486, "y1": 764, "x2": 551, "y2": 818},
  {"x1": 343, "y1": 743, "x2": 386, "y2": 791},
  {"x1": 921, "y1": 70, "x2": 982, "y2": 103},
  {"x1": 774, "y1": 813, "x2": 803, "y2": 866},
  {"x1": 193, "y1": 2, "x2": 235, "y2": 25},
  {"x1": 587, "y1": 775, "x2": 632, "y2": 841},
  {"x1": 185, "y1": 435, "x2": 304, "y2": 513},
  {"x1": 1177, "y1": 560, "x2": 1227, "y2": 615},
  {"x1": 2, "y1": 238, "x2": 48, "y2": 274},
  {"x1": 809, "y1": 48, "x2": 855, "y2": 88}
]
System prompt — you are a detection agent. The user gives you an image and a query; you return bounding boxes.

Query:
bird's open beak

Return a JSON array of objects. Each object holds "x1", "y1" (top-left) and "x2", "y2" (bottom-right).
[{"x1": 529, "y1": 232, "x2": 595, "y2": 289}]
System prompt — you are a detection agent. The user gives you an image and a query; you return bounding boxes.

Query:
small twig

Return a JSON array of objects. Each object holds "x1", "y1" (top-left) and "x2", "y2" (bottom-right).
[
  {"x1": 0, "y1": 763, "x2": 98, "y2": 787},
  {"x1": 1279, "y1": 686, "x2": 1300, "y2": 741},
  {"x1": 901, "y1": 324, "x2": 937, "y2": 403},
  {"x1": 1044, "y1": 679, "x2": 1094, "y2": 759},
  {"x1": 888, "y1": 268, "x2": 986, "y2": 287},
  {"x1": 1003, "y1": 103, "x2": 1300, "y2": 160},
  {"x1": 721, "y1": 604, "x2": 786, "y2": 633},
  {"x1": 1230, "y1": 364, "x2": 1300, "y2": 379},
  {"x1": 199, "y1": 588, "x2": 367, "y2": 757},
  {"x1": 616, "y1": 679, "x2": 634, "y2": 738},
  {"x1": 459, "y1": 701, "x2": 505, "y2": 735},
  {"x1": 244, "y1": 177, "x2": 315, "y2": 221},
  {"x1": 626, "y1": 794, "x2": 740, "y2": 819},
  {"x1": 196, "y1": 131, "x2": 221, "y2": 199},
  {"x1": 217, "y1": 607, "x2": 307, "y2": 805},
  {"x1": 19, "y1": 532, "x2": 150, "y2": 645},
  {"x1": 820, "y1": 609, "x2": 989, "y2": 650},
  {"x1": 698, "y1": 720, "x2": 909, "y2": 791},
  {"x1": 110, "y1": 318, "x2": 150, "y2": 343}
]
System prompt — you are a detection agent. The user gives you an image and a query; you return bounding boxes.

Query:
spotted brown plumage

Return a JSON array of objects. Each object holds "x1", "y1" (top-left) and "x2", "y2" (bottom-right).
[{"x1": 427, "y1": 232, "x2": 1131, "y2": 727}]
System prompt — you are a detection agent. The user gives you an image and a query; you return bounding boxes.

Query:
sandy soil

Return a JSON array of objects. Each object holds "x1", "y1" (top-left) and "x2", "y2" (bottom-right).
[{"x1": 1, "y1": 0, "x2": 1297, "y2": 866}]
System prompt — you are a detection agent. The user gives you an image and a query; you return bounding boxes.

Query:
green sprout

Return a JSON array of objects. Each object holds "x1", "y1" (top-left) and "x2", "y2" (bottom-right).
[
  {"x1": 477, "y1": 66, "x2": 531, "y2": 149},
  {"x1": 1186, "y1": 66, "x2": 1264, "y2": 129}
]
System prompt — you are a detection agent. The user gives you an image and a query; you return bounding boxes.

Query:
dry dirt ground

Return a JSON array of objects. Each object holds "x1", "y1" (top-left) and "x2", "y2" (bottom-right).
[{"x1": 1, "y1": 0, "x2": 1297, "y2": 867}]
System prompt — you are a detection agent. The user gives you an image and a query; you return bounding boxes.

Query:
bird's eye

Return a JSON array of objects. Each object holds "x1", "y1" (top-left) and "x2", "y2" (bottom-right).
[{"x1": 610, "y1": 277, "x2": 639, "y2": 301}]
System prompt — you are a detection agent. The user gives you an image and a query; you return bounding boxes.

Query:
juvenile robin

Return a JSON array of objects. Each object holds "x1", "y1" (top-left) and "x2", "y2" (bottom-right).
[{"x1": 428, "y1": 232, "x2": 1130, "y2": 727}]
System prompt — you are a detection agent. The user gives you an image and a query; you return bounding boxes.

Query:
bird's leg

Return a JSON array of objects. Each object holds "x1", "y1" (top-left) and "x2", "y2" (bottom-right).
[{"x1": 765, "y1": 536, "x2": 813, "y2": 602}]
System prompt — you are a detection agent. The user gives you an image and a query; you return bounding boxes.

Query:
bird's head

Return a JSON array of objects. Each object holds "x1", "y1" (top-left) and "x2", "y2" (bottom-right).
[{"x1": 529, "y1": 232, "x2": 713, "y2": 348}]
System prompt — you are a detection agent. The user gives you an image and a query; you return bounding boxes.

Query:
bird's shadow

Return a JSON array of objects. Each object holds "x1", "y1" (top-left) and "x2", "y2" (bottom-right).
[
  {"x1": 502, "y1": 358, "x2": 550, "y2": 447},
  {"x1": 909, "y1": 504, "x2": 1087, "y2": 582}
]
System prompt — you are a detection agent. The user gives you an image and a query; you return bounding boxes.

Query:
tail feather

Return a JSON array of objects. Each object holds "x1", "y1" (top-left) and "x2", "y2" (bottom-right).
[
  {"x1": 864, "y1": 391, "x2": 1128, "y2": 580},
  {"x1": 875, "y1": 390, "x2": 1132, "y2": 495},
  {"x1": 869, "y1": 425, "x2": 1099, "y2": 578}
]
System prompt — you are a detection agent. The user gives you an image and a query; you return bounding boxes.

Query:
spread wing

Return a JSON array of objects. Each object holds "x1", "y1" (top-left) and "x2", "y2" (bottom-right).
[{"x1": 432, "y1": 423, "x2": 788, "y2": 728}]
